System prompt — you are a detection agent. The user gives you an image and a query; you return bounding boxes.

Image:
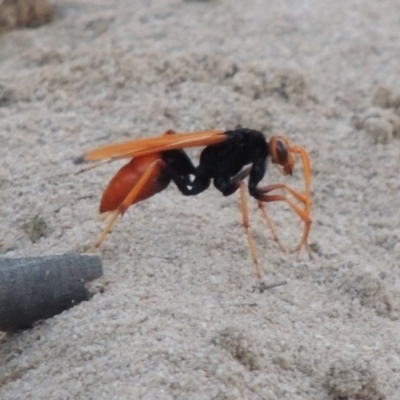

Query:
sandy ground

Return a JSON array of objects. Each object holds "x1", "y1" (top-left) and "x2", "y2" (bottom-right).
[{"x1": 1, "y1": 0, "x2": 400, "y2": 399}]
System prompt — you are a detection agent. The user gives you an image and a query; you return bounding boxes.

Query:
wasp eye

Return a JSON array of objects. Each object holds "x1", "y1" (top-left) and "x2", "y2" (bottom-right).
[{"x1": 275, "y1": 139, "x2": 288, "y2": 165}]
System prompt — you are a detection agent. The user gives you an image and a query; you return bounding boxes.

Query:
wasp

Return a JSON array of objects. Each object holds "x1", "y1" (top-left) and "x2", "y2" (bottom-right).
[{"x1": 81, "y1": 128, "x2": 312, "y2": 290}]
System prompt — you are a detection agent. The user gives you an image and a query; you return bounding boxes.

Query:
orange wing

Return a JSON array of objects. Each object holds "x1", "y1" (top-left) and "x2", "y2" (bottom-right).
[{"x1": 84, "y1": 130, "x2": 227, "y2": 162}]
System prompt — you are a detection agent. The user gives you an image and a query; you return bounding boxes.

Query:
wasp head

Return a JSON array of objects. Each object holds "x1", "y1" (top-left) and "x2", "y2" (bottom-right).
[{"x1": 269, "y1": 136, "x2": 295, "y2": 175}]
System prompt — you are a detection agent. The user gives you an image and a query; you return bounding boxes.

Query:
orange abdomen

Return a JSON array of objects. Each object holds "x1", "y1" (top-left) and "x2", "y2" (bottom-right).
[{"x1": 99, "y1": 154, "x2": 169, "y2": 213}]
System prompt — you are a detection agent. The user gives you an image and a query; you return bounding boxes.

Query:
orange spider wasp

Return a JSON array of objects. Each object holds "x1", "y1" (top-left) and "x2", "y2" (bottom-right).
[{"x1": 80, "y1": 128, "x2": 312, "y2": 291}]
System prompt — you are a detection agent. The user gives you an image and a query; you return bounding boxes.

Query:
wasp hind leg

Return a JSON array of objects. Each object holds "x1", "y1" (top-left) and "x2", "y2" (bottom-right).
[{"x1": 88, "y1": 160, "x2": 165, "y2": 252}]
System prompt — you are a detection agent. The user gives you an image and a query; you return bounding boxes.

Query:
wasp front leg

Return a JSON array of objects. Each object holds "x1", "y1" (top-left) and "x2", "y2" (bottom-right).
[{"x1": 254, "y1": 183, "x2": 312, "y2": 257}]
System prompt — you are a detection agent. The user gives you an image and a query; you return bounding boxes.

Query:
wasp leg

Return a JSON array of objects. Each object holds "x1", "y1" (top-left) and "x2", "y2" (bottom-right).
[
  {"x1": 254, "y1": 183, "x2": 312, "y2": 258},
  {"x1": 257, "y1": 201, "x2": 287, "y2": 254},
  {"x1": 239, "y1": 181, "x2": 264, "y2": 285},
  {"x1": 89, "y1": 160, "x2": 165, "y2": 251},
  {"x1": 289, "y1": 146, "x2": 311, "y2": 200},
  {"x1": 75, "y1": 159, "x2": 114, "y2": 175}
]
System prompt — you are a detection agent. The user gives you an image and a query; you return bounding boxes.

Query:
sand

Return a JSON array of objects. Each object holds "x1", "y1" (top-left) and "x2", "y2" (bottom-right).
[{"x1": 1, "y1": 0, "x2": 400, "y2": 399}]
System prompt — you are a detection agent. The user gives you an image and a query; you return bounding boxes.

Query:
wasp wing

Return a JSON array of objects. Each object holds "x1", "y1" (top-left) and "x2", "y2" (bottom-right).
[{"x1": 84, "y1": 130, "x2": 227, "y2": 162}]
